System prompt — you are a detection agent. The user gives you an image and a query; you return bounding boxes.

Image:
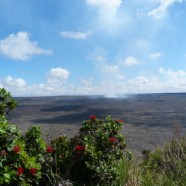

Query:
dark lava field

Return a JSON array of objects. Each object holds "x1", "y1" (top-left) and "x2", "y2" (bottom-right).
[{"x1": 8, "y1": 93, "x2": 186, "y2": 158}]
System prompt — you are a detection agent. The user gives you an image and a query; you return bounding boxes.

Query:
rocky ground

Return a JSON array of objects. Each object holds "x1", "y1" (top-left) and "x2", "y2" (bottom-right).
[{"x1": 7, "y1": 93, "x2": 186, "y2": 159}]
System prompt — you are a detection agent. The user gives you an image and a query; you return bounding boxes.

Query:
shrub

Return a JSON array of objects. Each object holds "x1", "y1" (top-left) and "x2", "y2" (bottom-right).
[
  {"x1": 51, "y1": 116, "x2": 132, "y2": 185},
  {"x1": 0, "y1": 88, "x2": 17, "y2": 116},
  {"x1": 0, "y1": 116, "x2": 63, "y2": 186},
  {"x1": 0, "y1": 116, "x2": 42, "y2": 185},
  {"x1": 141, "y1": 137, "x2": 186, "y2": 185},
  {"x1": 0, "y1": 88, "x2": 57, "y2": 185},
  {"x1": 24, "y1": 125, "x2": 46, "y2": 163},
  {"x1": 0, "y1": 88, "x2": 132, "y2": 185}
]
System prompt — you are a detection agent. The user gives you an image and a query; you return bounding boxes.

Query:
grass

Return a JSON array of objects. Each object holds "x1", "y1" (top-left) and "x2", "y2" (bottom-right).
[{"x1": 115, "y1": 133, "x2": 186, "y2": 186}]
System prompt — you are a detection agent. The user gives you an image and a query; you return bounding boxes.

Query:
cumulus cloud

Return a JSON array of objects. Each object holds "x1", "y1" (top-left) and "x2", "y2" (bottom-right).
[
  {"x1": 123, "y1": 56, "x2": 141, "y2": 67},
  {"x1": 1, "y1": 76, "x2": 29, "y2": 96},
  {"x1": 0, "y1": 67, "x2": 70, "y2": 96},
  {"x1": 46, "y1": 67, "x2": 70, "y2": 89},
  {"x1": 4, "y1": 76, "x2": 27, "y2": 88},
  {"x1": 126, "y1": 75, "x2": 162, "y2": 93},
  {"x1": 159, "y1": 67, "x2": 186, "y2": 89},
  {"x1": 0, "y1": 32, "x2": 52, "y2": 61},
  {"x1": 60, "y1": 31, "x2": 91, "y2": 39},
  {"x1": 47, "y1": 67, "x2": 70, "y2": 80},
  {"x1": 148, "y1": 0, "x2": 183, "y2": 19},
  {"x1": 149, "y1": 52, "x2": 162, "y2": 60}
]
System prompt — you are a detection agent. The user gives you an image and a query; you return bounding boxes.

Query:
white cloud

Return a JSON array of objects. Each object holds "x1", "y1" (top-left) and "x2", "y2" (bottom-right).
[
  {"x1": 159, "y1": 67, "x2": 186, "y2": 88},
  {"x1": 123, "y1": 56, "x2": 141, "y2": 67},
  {"x1": 126, "y1": 75, "x2": 162, "y2": 93},
  {"x1": 149, "y1": 52, "x2": 162, "y2": 60},
  {"x1": 47, "y1": 67, "x2": 70, "y2": 80},
  {"x1": 1, "y1": 76, "x2": 29, "y2": 96},
  {"x1": 4, "y1": 76, "x2": 27, "y2": 88},
  {"x1": 104, "y1": 64, "x2": 119, "y2": 73},
  {"x1": 0, "y1": 32, "x2": 52, "y2": 61},
  {"x1": 86, "y1": 0, "x2": 123, "y2": 33},
  {"x1": 73, "y1": 78, "x2": 94, "y2": 94},
  {"x1": 46, "y1": 67, "x2": 70, "y2": 88},
  {"x1": 148, "y1": 0, "x2": 183, "y2": 19},
  {"x1": 86, "y1": 0, "x2": 122, "y2": 12},
  {"x1": 160, "y1": 68, "x2": 186, "y2": 90},
  {"x1": 60, "y1": 31, "x2": 91, "y2": 39},
  {"x1": 3, "y1": 67, "x2": 186, "y2": 97},
  {"x1": 1, "y1": 67, "x2": 70, "y2": 96}
]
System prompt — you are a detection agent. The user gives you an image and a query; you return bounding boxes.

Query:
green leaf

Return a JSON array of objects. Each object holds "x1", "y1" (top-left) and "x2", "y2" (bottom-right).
[
  {"x1": 0, "y1": 129, "x2": 6, "y2": 134},
  {"x1": 3, "y1": 173, "x2": 10, "y2": 179}
]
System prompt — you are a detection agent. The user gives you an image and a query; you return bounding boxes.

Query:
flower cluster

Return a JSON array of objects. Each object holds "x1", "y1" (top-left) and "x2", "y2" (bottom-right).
[
  {"x1": 90, "y1": 115, "x2": 96, "y2": 120},
  {"x1": 75, "y1": 145, "x2": 85, "y2": 151},
  {"x1": 29, "y1": 168, "x2": 37, "y2": 176},
  {"x1": 17, "y1": 167, "x2": 24, "y2": 176},
  {"x1": 115, "y1": 119, "x2": 124, "y2": 123},
  {"x1": 12, "y1": 145, "x2": 21, "y2": 153},
  {"x1": 109, "y1": 137, "x2": 117, "y2": 143},
  {"x1": 46, "y1": 146, "x2": 55, "y2": 153}
]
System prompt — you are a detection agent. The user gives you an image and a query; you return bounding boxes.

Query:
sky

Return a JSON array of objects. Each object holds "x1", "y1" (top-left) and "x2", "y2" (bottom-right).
[{"x1": 1, "y1": 0, "x2": 186, "y2": 97}]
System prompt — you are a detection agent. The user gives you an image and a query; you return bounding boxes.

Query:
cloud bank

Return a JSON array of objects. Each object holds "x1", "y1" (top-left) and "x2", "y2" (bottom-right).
[{"x1": 1, "y1": 67, "x2": 186, "y2": 97}]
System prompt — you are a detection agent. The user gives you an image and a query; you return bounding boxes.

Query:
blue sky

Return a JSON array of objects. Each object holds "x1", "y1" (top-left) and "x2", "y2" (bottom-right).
[{"x1": 1, "y1": 0, "x2": 186, "y2": 96}]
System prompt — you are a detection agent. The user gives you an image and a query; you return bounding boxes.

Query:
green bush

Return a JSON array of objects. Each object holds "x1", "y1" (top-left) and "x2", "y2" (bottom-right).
[
  {"x1": 0, "y1": 88, "x2": 17, "y2": 116},
  {"x1": 0, "y1": 116, "x2": 62, "y2": 186},
  {"x1": 0, "y1": 88, "x2": 58, "y2": 185},
  {"x1": 141, "y1": 137, "x2": 186, "y2": 185},
  {"x1": 0, "y1": 88, "x2": 131, "y2": 185},
  {"x1": 51, "y1": 115, "x2": 132, "y2": 185},
  {"x1": 0, "y1": 116, "x2": 42, "y2": 185}
]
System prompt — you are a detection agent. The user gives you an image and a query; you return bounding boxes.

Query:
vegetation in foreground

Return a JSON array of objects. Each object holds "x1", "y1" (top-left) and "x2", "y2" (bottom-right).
[{"x1": 0, "y1": 88, "x2": 186, "y2": 186}]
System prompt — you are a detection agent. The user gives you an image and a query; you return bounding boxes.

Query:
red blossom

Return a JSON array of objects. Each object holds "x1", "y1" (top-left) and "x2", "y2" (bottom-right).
[
  {"x1": 17, "y1": 167, "x2": 24, "y2": 176},
  {"x1": 109, "y1": 137, "x2": 117, "y2": 143},
  {"x1": 115, "y1": 119, "x2": 124, "y2": 123},
  {"x1": 12, "y1": 145, "x2": 21, "y2": 153},
  {"x1": 29, "y1": 168, "x2": 37, "y2": 176},
  {"x1": 46, "y1": 146, "x2": 54, "y2": 153},
  {"x1": 90, "y1": 115, "x2": 96, "y2": 120},
  {"x1": 75, "y1": 145, "x2": 85, "y2": 151}
]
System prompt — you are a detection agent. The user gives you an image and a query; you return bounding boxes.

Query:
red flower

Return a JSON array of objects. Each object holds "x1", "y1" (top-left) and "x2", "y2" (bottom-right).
[
  {"x1": 29, "y1": 168, "x2": 37, "y2": 176},
  {"x1": 46, "y1": 146, "x2": 54, "y2": 153},
  {"x1": 75, "y1": 145, "x2": 85, "y2": 151},
  {"x1": 12, "y1": 145, "x2": 21, "y2": 153},
  {"x1": 109, "y1": 137, "x2": 117, "y2": 143},
  {"x1": 17, "y1": 167, "x2": 24, "y2": 176},
  {"x1": 90, "y1": 115, "x2": 96, "y2": 120},
  {"x1": 115, "y1": 119, "x2": 124, "y2": 123}
]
